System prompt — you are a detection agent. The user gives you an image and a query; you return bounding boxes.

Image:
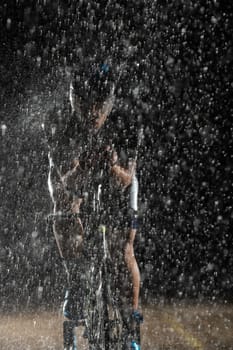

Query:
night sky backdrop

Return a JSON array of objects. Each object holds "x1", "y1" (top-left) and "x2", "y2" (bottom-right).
[{"x1": 0, "y1": 0, "x2": 233, "y2": 310}]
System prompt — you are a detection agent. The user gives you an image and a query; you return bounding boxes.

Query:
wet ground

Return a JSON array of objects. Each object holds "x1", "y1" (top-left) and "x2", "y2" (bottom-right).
[{"x1": 0, "y1": 302, "x2": 233, "y2": 349}]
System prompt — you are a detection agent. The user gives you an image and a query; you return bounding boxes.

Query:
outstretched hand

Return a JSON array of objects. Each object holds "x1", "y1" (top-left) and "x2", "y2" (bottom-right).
[
  {"x1": 104, "y1": 145, "x2": 118, "y2": 166},
  {"x1": 128, "y1": 158, "x2": 137, "y2": 176},
  {"x1": 110, "y1": 150, "x2": 118, "y2": 166}
]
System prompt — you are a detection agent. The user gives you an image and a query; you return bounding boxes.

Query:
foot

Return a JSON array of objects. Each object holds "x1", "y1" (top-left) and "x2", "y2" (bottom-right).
[
  {"x1": 131, "y1": 340, "x2": 141, "y2": 349},
  {"x1": 132, "y1": 310, "x2": 143, "y2": 324}
]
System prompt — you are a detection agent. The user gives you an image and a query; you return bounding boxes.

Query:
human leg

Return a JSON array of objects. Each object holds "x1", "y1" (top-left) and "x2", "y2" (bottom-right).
[
  {"x1": 62, "y1": 259, "x2": 87, "y2": 349},
  {"x1": 124, "y1": 226, "x2": 142, "y2": 350},
  {"x1": 124, "y1": 228, "x2": 140, "y2": 311},
  {"x1": 63, "y1": 285, "x2": 87, "y2": 349},
  {"x1": 63, "y1": 289, "x2": 77, "y2": 350},
  {"x1": 126, "y1": 174, "x2": 142, "y2": 315},
  {"x1": 63, "y1": 319, "x2": 77, "y2": 350}
]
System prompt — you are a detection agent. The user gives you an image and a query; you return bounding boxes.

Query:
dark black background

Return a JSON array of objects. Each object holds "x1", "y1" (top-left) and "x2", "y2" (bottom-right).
[{"x1": 0, "y1": 0, "x2": 233, "y2": 310}]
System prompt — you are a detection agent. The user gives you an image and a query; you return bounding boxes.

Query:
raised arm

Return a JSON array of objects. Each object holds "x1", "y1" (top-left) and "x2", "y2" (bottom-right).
[{"x1": 60, "y1": 158, "x2": 80, "y2": 187}]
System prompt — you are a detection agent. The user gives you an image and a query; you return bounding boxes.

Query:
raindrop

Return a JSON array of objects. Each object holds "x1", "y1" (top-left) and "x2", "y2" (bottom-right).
[
  {"x1": 1, "y1": 124, "x2": 7, "y2": 136},
  {"x1": 32, "y1": 230, "x2": 38, "y2": 239},
  {"x1": 38, "y1": 286, "x2": 43, "y2": 300},
  {"x1": 211, "y1": 16, "x2": 218, "y2": 24},
  {"x1": 6, "y1": 18, "x2": 11, "y2": 30},
  {"x1": 36, "y1": 56, "x2": 42, "y2": 67}
]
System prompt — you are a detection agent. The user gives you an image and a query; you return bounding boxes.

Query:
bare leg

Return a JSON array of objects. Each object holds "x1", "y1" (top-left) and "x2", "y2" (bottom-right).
[{"x1": 124, "y1": 228, "x2": 140, "y2": 311}]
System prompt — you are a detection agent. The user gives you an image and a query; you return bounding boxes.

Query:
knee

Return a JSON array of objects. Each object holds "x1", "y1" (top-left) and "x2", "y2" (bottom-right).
[
  {"x1": 63, "y1": 289, "x2": 77, "y2": 321},
  {"x1": 63, "y1": 289, "x2": 71, "y2": 319},
  {"x1": 124, "y1": 242, "x2": 134, "y2": 263}
]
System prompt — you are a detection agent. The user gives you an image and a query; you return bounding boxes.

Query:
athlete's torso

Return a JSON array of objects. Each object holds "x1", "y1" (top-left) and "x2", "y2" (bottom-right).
[{"x1": 46, "y1": 107, "x2": 130, "y2": 223}]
